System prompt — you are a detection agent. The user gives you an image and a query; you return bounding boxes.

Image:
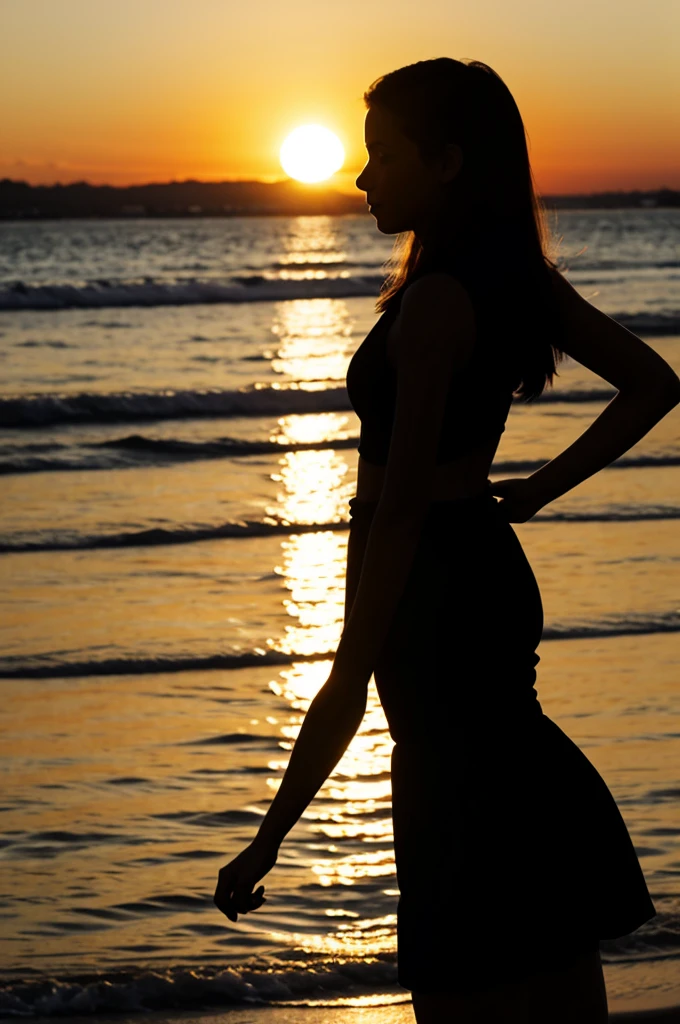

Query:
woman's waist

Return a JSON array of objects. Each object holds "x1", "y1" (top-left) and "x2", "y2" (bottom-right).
[
  {"x1": 349, "y1": 477, "x2": 498, "y2": 518},
  {"x1": 356, "y1": 441, "x2": 498, "y2": 502}
]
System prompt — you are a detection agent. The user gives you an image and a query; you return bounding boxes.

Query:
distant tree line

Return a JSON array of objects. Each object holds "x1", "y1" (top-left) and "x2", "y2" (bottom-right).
[
  {"x1": 542, "y1": 188, "x2": 678, "y2": 210},
  {"x1": 0, "y1": 178, "x2": 365, "y2": 219},
  {"x1": 0, "y1": 178, "x2": 677, "y2": 219}
]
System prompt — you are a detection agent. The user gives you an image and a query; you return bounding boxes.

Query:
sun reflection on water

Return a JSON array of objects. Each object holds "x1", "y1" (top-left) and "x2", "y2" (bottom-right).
[
  {"x1": 265, "y1": 919, "x2": 398, "y2": 957},
  {"x1": 272, "y1": 449, "x2": 349, "y2": 523},
  {"x1": 258, "y1": 277, "x2": 398, "y2": 957},
  {"x1": 270, "y1": 295, "x2": 353, "y2": 381},
  {"x1": 270, "y1": 411, "x2": 355, "y2": 448},
  {"x1": 277, "y1": 214, "x2": 348, "y2": 269}
]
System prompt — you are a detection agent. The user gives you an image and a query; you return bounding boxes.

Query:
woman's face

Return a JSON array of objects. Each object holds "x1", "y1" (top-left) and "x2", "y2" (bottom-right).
[{"x1": 355, "y1": 104, "x2": 461, "y2": 237}]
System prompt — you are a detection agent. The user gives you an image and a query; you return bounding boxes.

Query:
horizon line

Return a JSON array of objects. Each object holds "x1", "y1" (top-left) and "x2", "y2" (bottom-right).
[{"x1": 1, "y1": 177, "x2": 677, "y2": 198}]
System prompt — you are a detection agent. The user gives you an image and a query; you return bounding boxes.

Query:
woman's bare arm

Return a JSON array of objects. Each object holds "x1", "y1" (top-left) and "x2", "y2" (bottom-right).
[
  {"x1": 527, "y1": 272, "x2": 680, "y2": 506},
  {"x1": 254, "y1": 669, "x2": 369, "y2": 848},
  {"x1": 253, "y1": 513, "x2": 372, "y2": 850},
  {"x1": 215, "y1": 506, "x2": 375, "y2": 926}
]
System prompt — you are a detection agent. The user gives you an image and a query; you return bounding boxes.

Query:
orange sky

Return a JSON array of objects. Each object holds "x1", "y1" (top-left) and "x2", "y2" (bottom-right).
[{"x1": 1, "y1": 0, "x2": 678, "y2": 194}]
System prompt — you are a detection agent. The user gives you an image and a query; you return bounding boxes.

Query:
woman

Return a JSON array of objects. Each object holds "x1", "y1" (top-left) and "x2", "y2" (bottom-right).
[{"x1": 215, "y1": 58, "x2": 679, "y2": 1022}]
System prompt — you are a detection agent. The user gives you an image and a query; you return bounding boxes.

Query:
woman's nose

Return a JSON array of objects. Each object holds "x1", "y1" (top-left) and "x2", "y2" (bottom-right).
[{"x1": 355, "y1": 166, "x2": 371, "y2": 191}]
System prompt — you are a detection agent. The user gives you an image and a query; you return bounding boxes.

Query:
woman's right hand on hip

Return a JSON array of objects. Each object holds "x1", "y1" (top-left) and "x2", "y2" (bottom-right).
[{"x1": 489, "y1": 476, "x2": 545, "y2": 523}]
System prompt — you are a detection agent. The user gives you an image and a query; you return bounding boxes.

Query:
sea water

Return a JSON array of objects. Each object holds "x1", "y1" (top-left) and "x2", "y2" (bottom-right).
[{"x1": 0, "y1": 210, "x2": 679, "y2": 1017}]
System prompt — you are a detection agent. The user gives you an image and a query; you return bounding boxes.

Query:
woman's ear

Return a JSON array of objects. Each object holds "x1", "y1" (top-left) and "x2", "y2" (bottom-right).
[{"x1": 440, "y1": 142, "x2": 463, "y2": 184}]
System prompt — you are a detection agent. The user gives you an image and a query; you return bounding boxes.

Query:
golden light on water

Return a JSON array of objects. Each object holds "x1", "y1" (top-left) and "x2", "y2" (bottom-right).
[
  {"x1": 270, "y1": 297, "x2": 353, "y2": 379},
  {"x1": 277, "y1": 216, "x2": 348, "y2": 278},
  {"x1": 257, "y1": 275, "x2": 398, "y2": 955},
  {"x1": 279, "y1": 125, "x2": 345, "y2": 183},
  {"x1": 4, "y1": 208, "x2": 678, "y2": 990}
]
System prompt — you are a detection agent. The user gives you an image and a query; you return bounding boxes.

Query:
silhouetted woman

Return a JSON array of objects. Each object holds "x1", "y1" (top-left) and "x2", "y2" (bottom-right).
[{"x1": 215, "y1": 58, "x2": 678, "y2": 1023}]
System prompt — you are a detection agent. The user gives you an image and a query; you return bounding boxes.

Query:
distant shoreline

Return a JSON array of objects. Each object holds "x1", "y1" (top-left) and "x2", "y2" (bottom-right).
[{"x1": 1, "y1": 178, "x2": 678, "y2": 219}]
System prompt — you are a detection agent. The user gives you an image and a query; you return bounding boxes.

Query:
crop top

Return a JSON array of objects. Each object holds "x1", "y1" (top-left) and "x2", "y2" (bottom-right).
[{"x1": 345, "y1": 265, "x2": 521, "y2": 466}]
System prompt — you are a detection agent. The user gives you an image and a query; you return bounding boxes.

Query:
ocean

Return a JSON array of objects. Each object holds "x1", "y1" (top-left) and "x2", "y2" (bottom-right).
[{"x1": 0, "y1": 210, "x2": 679, "y2": 1018}]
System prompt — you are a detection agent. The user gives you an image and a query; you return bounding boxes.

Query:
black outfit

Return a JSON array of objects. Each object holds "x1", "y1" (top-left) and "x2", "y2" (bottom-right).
[{"x1": 345, "y1": 263, "x2": 656, "y2": 994}]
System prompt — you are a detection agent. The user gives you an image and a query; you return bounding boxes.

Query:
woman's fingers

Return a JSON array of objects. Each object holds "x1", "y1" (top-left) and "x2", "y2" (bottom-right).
[
  {"x1": 214, "y1": 865, "x2": 241, "y2": 921},
  {"x1": 232, "y1": 882, "x2": 257, "y2": 913},
  {"x1": 225, "y1": 885, "x2": 265, "y2": 921},
  {"x1": 214, "y1": 872, "x2": 266, "y2": 922},
  {"x1": 214, "y1": 842, "x2": 278, "y2": 923}
]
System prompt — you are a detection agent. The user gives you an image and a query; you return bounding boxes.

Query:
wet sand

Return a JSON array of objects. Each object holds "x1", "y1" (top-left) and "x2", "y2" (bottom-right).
[{"x1": 32, "y1": 991, "x2": 680, "y2": 1024}]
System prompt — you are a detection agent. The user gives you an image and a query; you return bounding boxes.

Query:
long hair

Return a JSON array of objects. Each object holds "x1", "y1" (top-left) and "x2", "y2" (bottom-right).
[{"x1": 363, "y1": 58, "x2": 567, "y2": 401}]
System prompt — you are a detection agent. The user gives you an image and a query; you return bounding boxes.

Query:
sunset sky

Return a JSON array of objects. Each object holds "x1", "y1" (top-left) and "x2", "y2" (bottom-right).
[{"x1": 1, "y1": 0, "x2": 678, "y2": 195}]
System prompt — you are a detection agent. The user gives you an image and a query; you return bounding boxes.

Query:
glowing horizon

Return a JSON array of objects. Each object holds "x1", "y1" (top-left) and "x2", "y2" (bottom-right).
[{"x1": 1, "y1": 0, "x2": 677, "y2": 195}]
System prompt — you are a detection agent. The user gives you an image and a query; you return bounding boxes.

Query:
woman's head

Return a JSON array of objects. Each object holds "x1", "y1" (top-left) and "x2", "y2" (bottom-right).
[
  {"x1": 355, "y1": 102, "x2": 464, "y2": 239},
  {"x1": 357, "y1": 57, "x2": 565, "y2": 400},
  {"x1": 357, "y1": 58, "x2": 540, "y2": 241}
]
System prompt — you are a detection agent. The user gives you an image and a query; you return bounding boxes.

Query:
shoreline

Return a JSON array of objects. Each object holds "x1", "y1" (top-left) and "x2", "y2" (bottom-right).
[{"x1": 30, "y1": 997, "x2": 680, "y2": 1024}]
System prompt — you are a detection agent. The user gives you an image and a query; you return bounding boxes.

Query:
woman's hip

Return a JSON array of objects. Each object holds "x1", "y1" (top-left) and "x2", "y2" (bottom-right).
[
  {"x1": 368, "y1": 495, "x2": 544, "y2": 654},
  {"x1": 359, "y1": 486, "x2": 545, "y2": 731}
]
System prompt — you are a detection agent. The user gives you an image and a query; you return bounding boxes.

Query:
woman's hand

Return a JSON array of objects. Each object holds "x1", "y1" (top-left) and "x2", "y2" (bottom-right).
[
  {"x1": 489, "y1": 477, "x2": 545, "y2": 523},
  {"x1": 214, "y1": 835, "x2": 279, "y2": 923}
]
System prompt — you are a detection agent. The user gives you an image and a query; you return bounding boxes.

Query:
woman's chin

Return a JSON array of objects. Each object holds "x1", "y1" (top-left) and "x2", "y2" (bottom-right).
[
  {"x1": 373, "y1": 212, "x2": 399, "y2": 234},
  {"x1": 372, "y1": 210, "x2": 409, "y2": 235}
]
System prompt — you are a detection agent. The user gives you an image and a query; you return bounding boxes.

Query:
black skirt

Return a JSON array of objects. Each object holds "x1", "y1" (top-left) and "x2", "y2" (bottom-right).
[{"x1": 348, "y1": 482, "x2": 656, "y2": 994}]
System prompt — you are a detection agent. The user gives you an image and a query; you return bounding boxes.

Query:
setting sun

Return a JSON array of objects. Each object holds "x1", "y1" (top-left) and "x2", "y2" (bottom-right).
[{"x1": 279, "y1": 125, "x2": 345, "y2": 184}]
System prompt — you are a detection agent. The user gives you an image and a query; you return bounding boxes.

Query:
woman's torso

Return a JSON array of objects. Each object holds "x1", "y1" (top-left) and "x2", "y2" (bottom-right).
[{"x1": 354, "y1": 291, "x2": 508, "y2": 502}]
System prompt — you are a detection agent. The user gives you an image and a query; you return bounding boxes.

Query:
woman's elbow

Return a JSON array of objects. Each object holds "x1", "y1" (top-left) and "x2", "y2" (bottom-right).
[
  {"x1": 663, "y1": 370, "x2": 680, "y2": 407},
  {"x1": 623, "y1": 368, "x2": 680, "y2": 408},
  {"x1": 313, "y1": 674, "x2": 368, "y2": 725}
]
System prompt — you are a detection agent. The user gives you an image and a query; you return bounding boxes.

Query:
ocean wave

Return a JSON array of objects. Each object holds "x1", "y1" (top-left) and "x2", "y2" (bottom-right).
[
  {"x1": 2, "y1": 499, "x2": 680, "y2": 554},
  {"x1": 569, "y1": 258, "x2": 680, "y2": 272},
  {"x1": 1, "y1": 610, "x2": 678, "y2": 679},
  {"x1": 0, "y1": 381, "x2": 637, "y2": 432},
  {"x1": 0, "y1": 649, "x2": 300, "y2": 679},
  {"x1": 0, "y1": 383, "x2": 353, "y2": 428},
  {"x1": 543, "y1": 609, "x2": 680, "y2": 640},
  {"x1": 0, "y1": 913, "x2": 677, "y2": 1018},
  {"x1": 0, "y1": 274, "x2": 385, "y2": 311},
  {"x1": 0, "y1": 432, "x2": 360, "y2": 473},
  {"x1": 0, "y1": 956, "x2": 400, "y2": 1018},
  {"x1": 0, "y1": 422, "x2": 677, "y2": 477},
  {"x1": 0, "y1": 517, "x2": 351, "y2": 553},
  {"x1": 0, "y1": 275, "x2": 678, "y2": 336}
]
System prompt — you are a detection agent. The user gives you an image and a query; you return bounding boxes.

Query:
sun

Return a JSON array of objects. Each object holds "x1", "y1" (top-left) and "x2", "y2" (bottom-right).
[{"x1": 279, "y1": 125, "x2": 345, "y2": 184}]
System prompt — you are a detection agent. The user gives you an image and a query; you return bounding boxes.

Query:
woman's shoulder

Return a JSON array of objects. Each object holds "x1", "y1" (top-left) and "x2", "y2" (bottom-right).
[
  {"x1": 410, "y1": 249, "x2": 481, "y2": 291},
  {"x1": 401, "y1": 268, "x2": 472, "y2": 308},
  {"x1": 392, "y1": 274, "x2": 477, "y2": 367},
  {"x1": 399, "y1": 265, "x2": 477, "y2": 324}
]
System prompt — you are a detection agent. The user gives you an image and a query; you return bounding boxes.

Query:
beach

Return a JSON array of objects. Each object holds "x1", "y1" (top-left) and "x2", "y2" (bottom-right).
[
  {"x1": 1, "y1": 210, "x2": 679, "y2": 1019},
  {"x1": 27, "y1": 1002, "x2": 680, "y2": 1023}
]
